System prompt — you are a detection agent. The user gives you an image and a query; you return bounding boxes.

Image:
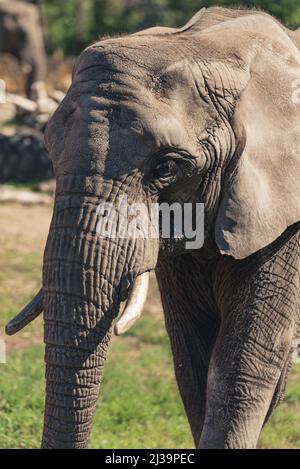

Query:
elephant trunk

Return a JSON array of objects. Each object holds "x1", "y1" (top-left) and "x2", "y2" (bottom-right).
[
  {"x1": 42, "y1": 291, "x2": 111, "y2": 449},
  {"x1": 41, "y1": 184, "x2": 145, "y2": 448}
]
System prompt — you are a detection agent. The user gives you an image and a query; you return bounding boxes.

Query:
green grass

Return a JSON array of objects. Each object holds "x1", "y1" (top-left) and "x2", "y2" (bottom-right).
[
  {"x1": 1, "y1": 314, "x2": 300, "y2": 449},
  {"x1": 90, "y1": 333, "x2": 192, "y2": 449},
  {"x1": 0, "y1": 346, "x2": 44, "y2": 448},
  {"x1": 258, "y1": 364, "x2": 300, "y2": 449},
  {"x1": 0, "y1": 314, "x2": 192, "y2": 449},
  {"x1": 0, "y1": 249, "x2": 43, "y2": 323}
]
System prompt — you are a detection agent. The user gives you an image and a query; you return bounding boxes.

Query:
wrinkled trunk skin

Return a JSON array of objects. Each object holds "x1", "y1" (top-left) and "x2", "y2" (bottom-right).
[{"x1": 41, "y1": 177, "x2": 155, "y2": 448}]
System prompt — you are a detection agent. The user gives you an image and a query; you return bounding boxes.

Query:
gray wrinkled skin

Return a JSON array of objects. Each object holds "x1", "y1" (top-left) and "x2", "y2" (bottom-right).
[{"x1": 40, "y1": 7, "x2": 300, "y2": 448}]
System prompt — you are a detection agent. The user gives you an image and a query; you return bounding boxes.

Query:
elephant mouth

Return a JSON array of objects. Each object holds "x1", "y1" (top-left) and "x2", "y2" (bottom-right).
[{"x1": 5, "y1": 270, "x2": 150, "y2": 337}]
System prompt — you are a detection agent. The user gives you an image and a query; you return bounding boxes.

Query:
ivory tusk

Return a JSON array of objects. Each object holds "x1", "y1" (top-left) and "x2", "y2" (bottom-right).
[
  {"x1": 114, "y1": 272, "x2": 149, "y2": 336},
  {"x1": 5, "y1": 274, "x2": 149, "y2": 337},
  {"x1": 5, "y1": 289, "x2": 43, "y2": 336}
]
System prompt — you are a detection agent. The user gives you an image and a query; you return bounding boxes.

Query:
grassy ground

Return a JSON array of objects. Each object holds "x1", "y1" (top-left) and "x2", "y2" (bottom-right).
[{"x1": 0, "y1": 202, "x2": 300, "y2": 449}]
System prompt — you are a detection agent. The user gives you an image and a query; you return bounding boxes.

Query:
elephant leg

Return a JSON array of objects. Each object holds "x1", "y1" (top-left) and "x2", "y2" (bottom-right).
[
  {"x1": 156, "y1": 253, "x2": 220, "y2": 445},
  {"x1": 199, "y1": 238, "x2": 300, "y2": 449},
  {"x1": 264, "y1": 351, "x2": 293, "y2": 425}
]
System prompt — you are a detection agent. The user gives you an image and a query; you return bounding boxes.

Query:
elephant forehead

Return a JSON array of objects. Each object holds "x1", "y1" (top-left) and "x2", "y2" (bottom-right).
[
  {"x1": 47, "y1": 86, "x2": 198, "y2": 178},
  {"x1": 47, "y1": 40, "x2": 208, "y2": 176},
  {"x1": 80, "y1": 96, "x2": 195, "y2": 177},
  {"x1": 75, "y1": 37, "x2": 180, "y2": 78}
]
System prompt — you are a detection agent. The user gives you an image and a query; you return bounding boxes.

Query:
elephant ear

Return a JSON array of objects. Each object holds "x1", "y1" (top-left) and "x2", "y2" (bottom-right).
[
  {"x1": 180, "y1": 6, "x2": 262, "y2": 32},
  {"x1": 213, "y1": 16, "x2": 300, "y2": 259},
  {"x1": 291, "y1": 28, "x2": 300, "y2": 49},
  {"x1": 180, "y1": 7, "x2": 300, "y2": 51},
  {"x1": 134, "y1": 6, "x2": 262, "y2": 36}
]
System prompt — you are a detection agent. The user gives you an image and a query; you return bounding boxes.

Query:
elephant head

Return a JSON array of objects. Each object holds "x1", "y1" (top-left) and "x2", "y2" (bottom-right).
[{"x1": 6, "y1": 7, "x2": 300, "y2": 448}]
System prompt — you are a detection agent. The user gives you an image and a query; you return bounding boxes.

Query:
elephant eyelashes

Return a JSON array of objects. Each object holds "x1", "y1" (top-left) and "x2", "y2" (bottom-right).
[
  {"x1": 155, "y1": 160, "x2": 179, "y2": 180},
  {"x1": 149, "y1": 150, "x2": 192, "y2": 183}
]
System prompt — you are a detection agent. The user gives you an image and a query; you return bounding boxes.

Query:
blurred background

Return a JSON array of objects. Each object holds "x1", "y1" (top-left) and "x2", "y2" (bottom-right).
[
  {"x1": 1, "y1": 0, "x2": 300, "y2": 449},
  {"x1": 27, "y1": 0, "x2": 300, "y2": 57}
]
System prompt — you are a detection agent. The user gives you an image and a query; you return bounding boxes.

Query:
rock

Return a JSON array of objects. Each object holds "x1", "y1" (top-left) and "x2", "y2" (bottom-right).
[{"x1": 0, "y1": 186, "x2": 52, "y2": 205}]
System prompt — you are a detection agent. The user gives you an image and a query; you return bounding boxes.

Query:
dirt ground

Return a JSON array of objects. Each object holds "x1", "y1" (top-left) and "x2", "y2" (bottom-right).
[{"x1": 0, "y1": 202, "x2": 51, "y2": 253}]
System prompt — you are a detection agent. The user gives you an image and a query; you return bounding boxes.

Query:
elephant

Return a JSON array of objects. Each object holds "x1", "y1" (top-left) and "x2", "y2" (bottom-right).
[
  {"x1": 0, "y1": 0, "x2": 47, "y2": 101},
  {"x1": 6, "y1": 6, "x2": 300, "y2": 449}
]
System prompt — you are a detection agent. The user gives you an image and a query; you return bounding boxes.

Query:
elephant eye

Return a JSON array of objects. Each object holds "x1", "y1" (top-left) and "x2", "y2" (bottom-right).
[{"x1": 155, "y1": 160, "x2": 179, "y2": 180}]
